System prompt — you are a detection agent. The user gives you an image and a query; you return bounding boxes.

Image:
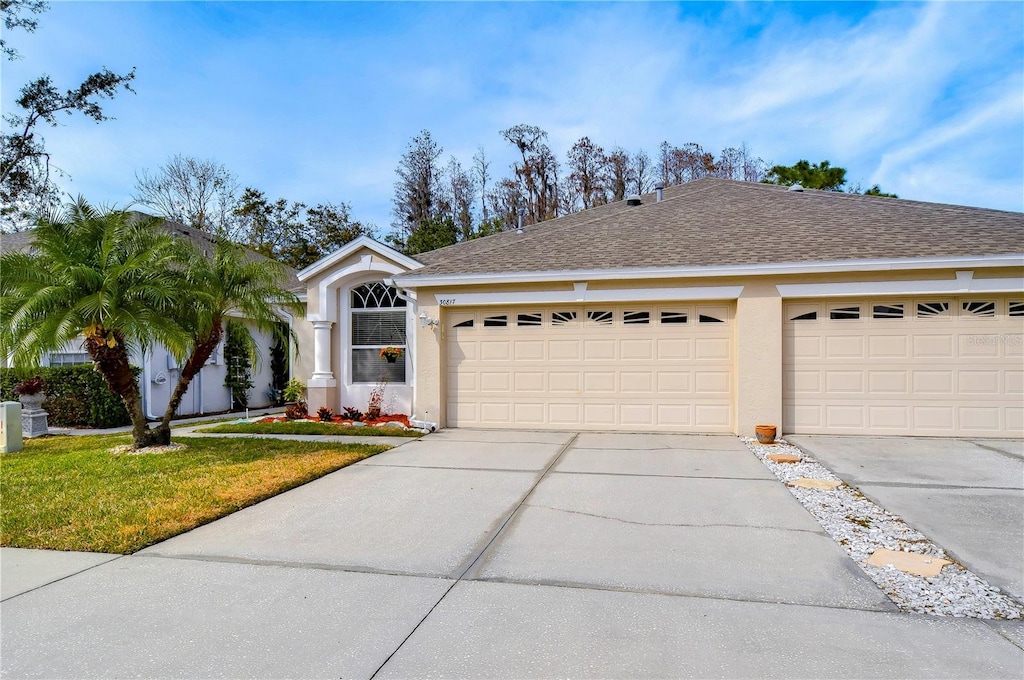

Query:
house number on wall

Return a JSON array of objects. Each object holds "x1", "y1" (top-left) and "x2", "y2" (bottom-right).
[{"x1": 438, "y1": 299, "x2": 456, "y2": 306}]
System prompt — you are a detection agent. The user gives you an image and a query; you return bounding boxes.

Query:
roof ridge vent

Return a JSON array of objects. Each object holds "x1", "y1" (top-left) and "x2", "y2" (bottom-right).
[
  {"x1": 788, "y1": 183, "x2": 804, "y2": 192},
  {"x1": 626, "y1": 195, "x2": 642, "y2": 206}
]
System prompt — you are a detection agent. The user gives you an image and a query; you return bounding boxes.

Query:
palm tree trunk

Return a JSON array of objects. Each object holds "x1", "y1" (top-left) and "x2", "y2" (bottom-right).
[
  {"x1": 84, "y1": 334, "x2": 159, "y2": 448},
  {"x1": 155, "y1": 328, "x2": 223, "y2": 442}
]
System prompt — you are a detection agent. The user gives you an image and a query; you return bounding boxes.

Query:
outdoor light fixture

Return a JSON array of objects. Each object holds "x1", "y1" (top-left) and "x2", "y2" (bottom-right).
[{"x1": 419, "y1": 311, "x2": 439, "y2": 329}]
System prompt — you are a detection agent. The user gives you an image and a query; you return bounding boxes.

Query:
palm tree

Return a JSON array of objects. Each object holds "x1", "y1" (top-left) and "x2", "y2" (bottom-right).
[
  {"x1": 0, "y1": 198, "x2": 192, "y2": 448},
  {"x1": 152, "y1": 238, "x2": 303, "y2": 443}
]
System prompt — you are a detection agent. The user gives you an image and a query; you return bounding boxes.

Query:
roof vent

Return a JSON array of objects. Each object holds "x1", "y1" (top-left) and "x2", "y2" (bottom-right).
[
  {"x1": 788, "y1": 183, "x2": 804, "y2": 192},
  {"x1": 655, "y1": 183, "x2": 664, "y2": 202},
  {"x1": 626, "y1": 195, "x2": 642, "y2": 206}
]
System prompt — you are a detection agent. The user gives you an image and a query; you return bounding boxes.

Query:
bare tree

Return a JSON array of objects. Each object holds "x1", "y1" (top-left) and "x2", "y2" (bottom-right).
[
  {"x1": 391, "y1": 129, "x2": 444, "y2": 241},
  {"x1": 605, "y1": 147, "x2": 634, "y2": 202},
  {"x1": 630, "y1": 148, "x2": 653, "y2": 195},
  {"x1": 445, "y1": 156, "x2": 476, "y2": 241},
  {"x1": 566, "y1": 136, "x2": 608, "y2": 210},
  {"x1": 133, "y1": 155, "x2": 239, "y2": 237},
  {"x1": 472, "y1": 146, "x2": 490, "y2": 222},
  {"x1": 500, "y1": 124, "x2": 561, "y2": 225}
]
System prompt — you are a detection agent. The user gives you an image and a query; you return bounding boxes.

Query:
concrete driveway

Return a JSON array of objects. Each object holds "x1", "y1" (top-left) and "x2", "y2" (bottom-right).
[
  {"x1": 789, "y1": 436, "x2": 1024, "y2": 601},
  {"x1": 2, "y1": 430, "x2": 1022, "y2": 679}
]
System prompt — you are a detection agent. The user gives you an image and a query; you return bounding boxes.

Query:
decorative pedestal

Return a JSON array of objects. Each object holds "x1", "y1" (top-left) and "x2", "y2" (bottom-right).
[{"x1": 21, "y1": 408, "x2": 48, "y2": 438}]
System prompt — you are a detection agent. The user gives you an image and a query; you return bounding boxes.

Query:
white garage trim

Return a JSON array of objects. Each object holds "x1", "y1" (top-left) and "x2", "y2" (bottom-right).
[
  {"x1": 777, "y1": 271, "x2": 1024, "y2": 298},
  {"x1": 431, "y1": 284, "x2": 744, "y2": 307}
]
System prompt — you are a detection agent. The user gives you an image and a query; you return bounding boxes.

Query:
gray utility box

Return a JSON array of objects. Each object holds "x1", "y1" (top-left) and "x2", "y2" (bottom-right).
[{"x1": 1, "y1": 401, "x2": 24, "y2": 453}]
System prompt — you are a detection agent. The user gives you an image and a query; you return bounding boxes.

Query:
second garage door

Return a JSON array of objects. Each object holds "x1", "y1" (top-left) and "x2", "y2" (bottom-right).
[
  {"x1": 784, "y1": 296, "x2": 1024, "y2": 437},
  {"x1": 446, "y1": 303, "x2": 735, "y2": 431}
]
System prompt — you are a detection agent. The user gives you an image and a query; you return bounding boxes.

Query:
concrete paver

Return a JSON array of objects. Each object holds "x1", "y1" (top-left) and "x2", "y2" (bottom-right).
[
  {"x1": 362, "y1": 438, "x2": 564, "y2": 470},
  {"x1": 1, "y1": 548, "x2": 120, "y2": 600},
  {"x1": 376, "y1": 580, "x2": 1023, "y2": 679},
  {"x1": 554, "y1": 446, "x2": 775, "y2": 478},
  {"x1": 1, "y1": 556, "x2": 452, "y2": 679},
  {"x1": 790, "y1": 435, "x2": 1024, "y2": 601},
  {"x1": 141, "y1": 464, "x2": 538, "y2": 578}
]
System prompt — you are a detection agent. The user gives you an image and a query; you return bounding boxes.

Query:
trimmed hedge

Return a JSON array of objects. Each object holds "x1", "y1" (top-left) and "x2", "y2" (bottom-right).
[{"x1": 0, "y1": 365, "x2": 139, "y2": 428}]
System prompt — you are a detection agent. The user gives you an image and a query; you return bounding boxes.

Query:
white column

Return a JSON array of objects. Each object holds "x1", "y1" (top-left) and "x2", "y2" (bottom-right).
[{"x1": 310, "y1": 320, "x2": 336, "y2": 383}]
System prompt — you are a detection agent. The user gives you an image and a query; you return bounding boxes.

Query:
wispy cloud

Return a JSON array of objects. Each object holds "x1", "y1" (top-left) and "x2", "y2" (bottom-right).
[{"x1": 2, "y1": 1, "x2": 1020, "y2": 227}]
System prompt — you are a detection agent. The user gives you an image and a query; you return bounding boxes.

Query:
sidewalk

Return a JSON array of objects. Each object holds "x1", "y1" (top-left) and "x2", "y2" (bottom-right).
[{"x1": 48, "y1": 407, "x2": 284, "y2": 436}]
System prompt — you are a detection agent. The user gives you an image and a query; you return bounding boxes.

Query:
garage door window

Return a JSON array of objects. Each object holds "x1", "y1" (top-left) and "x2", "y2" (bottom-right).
[
  {"x1": 962, "y1": 301, "x2": 995, "y2": 317},
  {"x1": 873, "y1": 304, "x2": 904, "y2": 319},
  {"x1": 351, "y1": 282, "x2": 406, "y2": 383},
  {"x1": 917, "y1": 302, "x2": 949, "y2": 318}
]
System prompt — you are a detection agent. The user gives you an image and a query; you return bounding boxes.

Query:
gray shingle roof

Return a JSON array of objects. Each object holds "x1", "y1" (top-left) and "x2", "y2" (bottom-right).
[
  {"x1": 1, "y1": 213, "x2": 303, "y2": 292},
  {"x1": 411, "y1": 178, "x2": 1024, "y2": 278}
]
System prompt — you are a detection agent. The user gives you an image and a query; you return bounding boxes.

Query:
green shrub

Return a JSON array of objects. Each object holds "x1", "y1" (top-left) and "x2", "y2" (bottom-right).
[{"x1": 0, "y1": 365, "x2": 139, "y2": 428}]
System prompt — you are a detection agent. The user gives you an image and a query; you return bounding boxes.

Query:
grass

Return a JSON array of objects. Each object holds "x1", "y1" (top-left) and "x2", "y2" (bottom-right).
[
  {"x1": 0, "y1": 434, "x2": 388, "y2": 554},
  {"x1": 196, "y1": 421, "x2": 424, "y2": 437}
]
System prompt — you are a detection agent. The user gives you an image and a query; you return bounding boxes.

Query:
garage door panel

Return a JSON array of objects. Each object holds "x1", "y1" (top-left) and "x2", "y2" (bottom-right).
[
  {"x1": 514, "y1": 340, "x2": 544, "y2": 360},
  {"x1": 913, "y1": 335, "x2": 954, "y2": 358},
  {"x1": 868, "y1": 371, "x2": 908, "y2": 393},
  {"x1": 868, "y1": 335, "x2": 908, "y2": 358},
  {"x1": 785, "y1": 295, "x2": 1023, "y2": 437},
  {"x1": 447, "y1": 303, "x2": 734, "y2": 432}
]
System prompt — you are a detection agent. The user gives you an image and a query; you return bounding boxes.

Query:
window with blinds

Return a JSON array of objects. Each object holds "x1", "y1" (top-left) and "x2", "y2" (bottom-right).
[{"x1": 351, "y1": 283, "x2": 407, "y2": 383}]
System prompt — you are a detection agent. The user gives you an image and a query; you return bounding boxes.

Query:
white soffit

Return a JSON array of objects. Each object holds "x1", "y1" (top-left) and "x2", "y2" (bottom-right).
[
  {"x1": 776, "y1": 271, "x2": 1024, "y2": 298},
  {"x1": 431, "y1": 283, "x2": 744, "y2": 307}
]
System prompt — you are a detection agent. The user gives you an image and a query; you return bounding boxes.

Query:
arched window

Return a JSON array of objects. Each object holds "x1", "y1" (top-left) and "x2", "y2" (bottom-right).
[{"x1": 351, "y1": 282, "x2": 407, "y2": 383}]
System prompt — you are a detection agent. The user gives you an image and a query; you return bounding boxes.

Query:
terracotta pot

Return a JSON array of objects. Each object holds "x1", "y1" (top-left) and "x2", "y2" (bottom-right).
[{"x1": 754, "y1": 424, "x2": 777, "y2": 445}]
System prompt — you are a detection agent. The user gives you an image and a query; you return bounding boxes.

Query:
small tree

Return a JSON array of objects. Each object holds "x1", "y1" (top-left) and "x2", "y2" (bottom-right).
[
  {"x1": 223, "y1": 320, "x2": 254, "y2": 410},
  {"x1": 0, "y1": 198, "x2": 190, "y2": 448}
]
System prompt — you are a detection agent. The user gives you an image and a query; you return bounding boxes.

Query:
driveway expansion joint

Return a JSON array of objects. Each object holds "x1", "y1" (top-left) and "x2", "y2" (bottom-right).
[{"x1": 132, "y1": 552, "x2": 456, "y2": 581}]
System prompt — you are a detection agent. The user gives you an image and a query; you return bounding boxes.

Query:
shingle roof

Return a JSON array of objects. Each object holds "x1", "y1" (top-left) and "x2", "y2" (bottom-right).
[
  {"x1": 0, "y1": 213, "x2": 303, "y2": 292},
  {"x1": 410, "y1": 178, "x2": 1024, "y2": 278}
]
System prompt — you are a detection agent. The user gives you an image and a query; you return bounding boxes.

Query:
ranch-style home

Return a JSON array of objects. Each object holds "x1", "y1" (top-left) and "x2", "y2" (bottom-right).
[{"x1": 297, "y1": 177, "x2": 1024, "y2": 438}]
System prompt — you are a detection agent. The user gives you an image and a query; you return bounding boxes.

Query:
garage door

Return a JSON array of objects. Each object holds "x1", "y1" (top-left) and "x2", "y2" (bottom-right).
[
  {"x1": 446, "y1": 303, "x2": 734, "y2": 431},
  {"x1": 784, "y1": 296, "x2": 1024, "y2": 437}
]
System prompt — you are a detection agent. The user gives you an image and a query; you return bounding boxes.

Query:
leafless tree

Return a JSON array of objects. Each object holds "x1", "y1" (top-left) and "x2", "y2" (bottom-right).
[
  {"x1": 566, "y1": 136, "x2": 608, "y2": 209},
  {"x1": 133, "y1": 155, "x2": 239, "y2": 237}
]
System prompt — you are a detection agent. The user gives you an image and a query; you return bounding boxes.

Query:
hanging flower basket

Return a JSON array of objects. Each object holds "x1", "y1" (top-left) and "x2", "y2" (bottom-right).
[{"x1": 379, "y1": 346, "x2": 403, "y2": 363}]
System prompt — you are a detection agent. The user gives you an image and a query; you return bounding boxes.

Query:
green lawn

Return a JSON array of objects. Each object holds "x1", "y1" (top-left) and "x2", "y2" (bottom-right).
[
  {"x1": 197, "y1": 421, "x2": 424, "y2": 437},
  {"x1": 0, "y1": 434, "x2": 388, "y2": 554}
]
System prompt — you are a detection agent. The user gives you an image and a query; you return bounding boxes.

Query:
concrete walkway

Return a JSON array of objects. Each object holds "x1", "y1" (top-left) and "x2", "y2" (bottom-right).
[{"x1": 2, "y1": 430, "x2": 1022, "y2": 678}]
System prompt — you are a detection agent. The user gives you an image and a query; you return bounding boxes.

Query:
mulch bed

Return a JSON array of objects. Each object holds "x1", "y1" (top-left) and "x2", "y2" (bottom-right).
[{"x1": 257, "y1": 414, "x2": 413, "y2": 428}]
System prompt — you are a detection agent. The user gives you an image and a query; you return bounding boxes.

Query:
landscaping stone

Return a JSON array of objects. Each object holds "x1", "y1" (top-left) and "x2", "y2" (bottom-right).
[
  {"x1": 867, "y1": 548, "x2": 952, "y2": 577},
  {"x1": 767, "y1": 452, "x2": 801, "y2": 464},
  {"x1": 787, "y1": 478, "x2": 842, "y2": 490}
]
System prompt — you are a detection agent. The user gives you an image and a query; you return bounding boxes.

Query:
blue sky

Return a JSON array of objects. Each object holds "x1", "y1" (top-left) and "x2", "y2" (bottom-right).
[{"x1": 3, "y1": 1, "x2": 1022, "y2": 230}]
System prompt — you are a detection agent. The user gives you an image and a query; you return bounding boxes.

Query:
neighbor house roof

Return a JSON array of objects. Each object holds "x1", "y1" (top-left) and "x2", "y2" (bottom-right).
[
  {"x1": 0, "y1": 213, "x2": 303, "y2": 292},
  {"x1": 404, "y1": 178, "x2": 1024, "y2": 283}
]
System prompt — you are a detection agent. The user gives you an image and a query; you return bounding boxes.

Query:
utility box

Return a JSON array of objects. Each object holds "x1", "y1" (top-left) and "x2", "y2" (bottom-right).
[{"x1": 1, "y1": 402, "x2": 24, "y2": 453}]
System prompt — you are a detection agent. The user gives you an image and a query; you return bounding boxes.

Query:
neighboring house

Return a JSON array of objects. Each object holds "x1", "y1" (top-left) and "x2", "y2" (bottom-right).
[
  {"x1": 1, "y1": 218, "x2": 304, "y2": 420},
  {"x1": 298, "y1": 178, "x2": 1023, "y2": 438}
]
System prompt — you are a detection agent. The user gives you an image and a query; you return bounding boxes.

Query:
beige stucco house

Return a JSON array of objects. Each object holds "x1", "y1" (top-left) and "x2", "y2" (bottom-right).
[{"x1": 296, "y1": 178, "x2": 1024, "y2": 438}]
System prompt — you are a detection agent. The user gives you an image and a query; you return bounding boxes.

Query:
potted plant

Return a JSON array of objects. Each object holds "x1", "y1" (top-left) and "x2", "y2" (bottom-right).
[
  {"x1": 14, "y1": 376, "x2": 46, "y2": 410},
  {"x1": 366, "y1": 380, "x2": 386, "y2": 420},
  {"x1": 282, "y1": 378, "x2": 307, "y2": 420},
  {"x1": 379, "y1": 346, "x2": 403, "y2": 364}
]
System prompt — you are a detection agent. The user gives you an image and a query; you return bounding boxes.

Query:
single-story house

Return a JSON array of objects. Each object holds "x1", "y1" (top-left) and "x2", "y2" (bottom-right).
[
  {"x1": 1, "y1": 219, "x2": 300, "y2": 419},
  {"x1": 298, "y1": 178, "x2": 1023, "y2": 438}
]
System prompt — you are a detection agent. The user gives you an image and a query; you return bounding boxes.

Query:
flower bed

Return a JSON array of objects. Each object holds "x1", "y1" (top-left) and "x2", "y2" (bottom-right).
[{"x1": 260, "y1": 413, "x2": 413, "y2": 428}]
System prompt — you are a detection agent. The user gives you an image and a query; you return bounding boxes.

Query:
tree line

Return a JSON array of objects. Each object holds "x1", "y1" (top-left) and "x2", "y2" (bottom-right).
[{"x1": 387, "y1": 127, "x2": 895, "y2": 255}]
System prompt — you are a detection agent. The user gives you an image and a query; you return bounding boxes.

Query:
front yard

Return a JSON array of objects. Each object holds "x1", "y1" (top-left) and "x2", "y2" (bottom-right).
[{"x1": 0, "y1": 435, "x2": 388, "y2": 554}]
